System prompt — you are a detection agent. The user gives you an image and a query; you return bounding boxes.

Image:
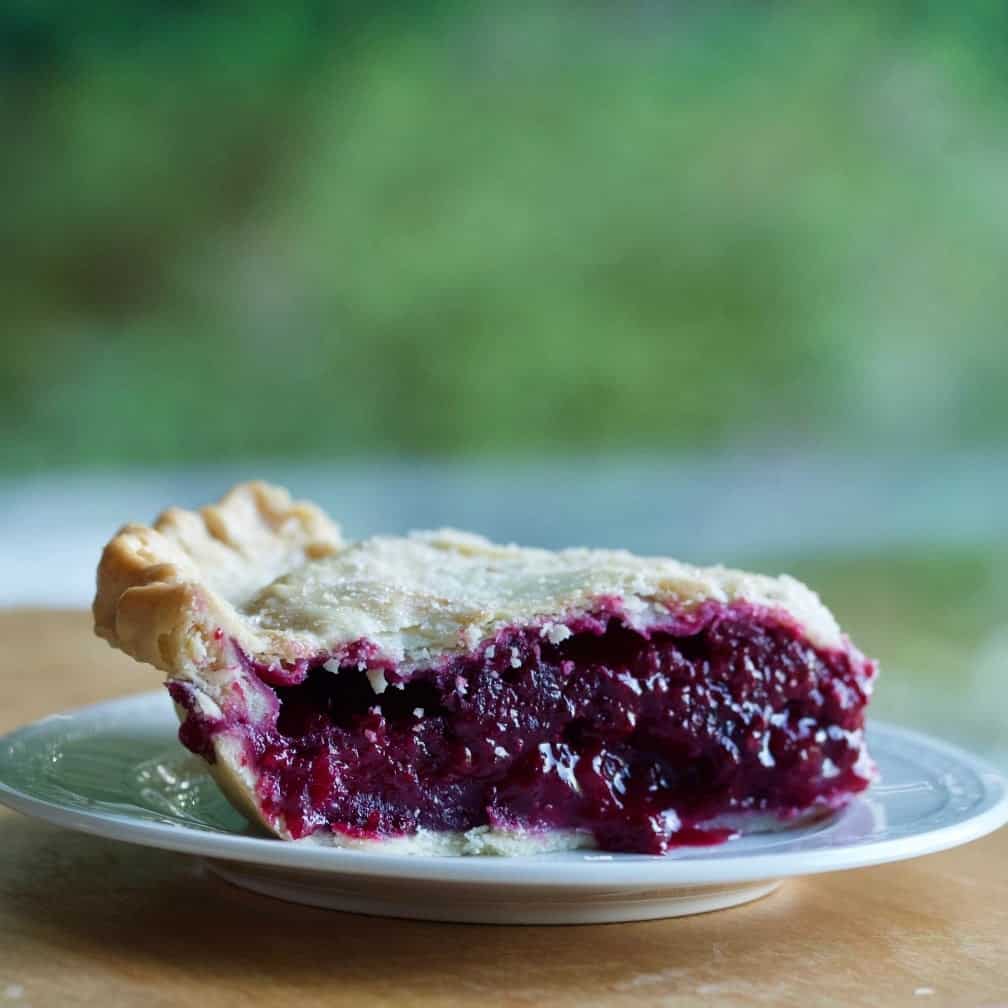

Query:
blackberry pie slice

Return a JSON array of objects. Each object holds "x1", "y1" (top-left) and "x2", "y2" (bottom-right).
[{"x1": 94, "y1": 482, "x2": 877, "y2": 855}]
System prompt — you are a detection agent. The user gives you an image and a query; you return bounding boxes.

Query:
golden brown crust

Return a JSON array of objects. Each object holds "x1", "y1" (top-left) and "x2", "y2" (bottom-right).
[
  {"x1": 95, "y1": 480, "x2": 848, "y2": 676},
  {"x1": 93, "y1": 481, "x2": 343, "y2": 673}
]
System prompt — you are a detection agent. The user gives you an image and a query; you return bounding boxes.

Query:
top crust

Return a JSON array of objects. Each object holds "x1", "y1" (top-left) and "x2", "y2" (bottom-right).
[
  {"x1": 93, "y1": 482, "x2": 343, "y2": 674},
  {"x1": 94, "y1": 481, "x2": 845, "y2": 680}
]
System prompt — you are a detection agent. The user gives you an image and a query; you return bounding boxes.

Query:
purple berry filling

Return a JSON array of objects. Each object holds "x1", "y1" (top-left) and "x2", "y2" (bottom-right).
[{"x1": 169, "y1": 601, "x2": 876, "y2": 854}]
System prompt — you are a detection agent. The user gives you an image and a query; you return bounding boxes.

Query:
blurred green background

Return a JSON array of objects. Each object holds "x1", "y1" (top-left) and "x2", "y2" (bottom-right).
[
  {"x1": 2, "y1": 3, "x2": 1007, "y2": 754},
  {"x1": 4, "y1": 2, "x2": 1008, "y2": 467}
]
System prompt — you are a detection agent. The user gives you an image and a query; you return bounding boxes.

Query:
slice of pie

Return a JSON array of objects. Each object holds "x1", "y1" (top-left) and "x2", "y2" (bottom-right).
[{"x1": 93, "y1": 482, "x2": 877, "y2": 855}]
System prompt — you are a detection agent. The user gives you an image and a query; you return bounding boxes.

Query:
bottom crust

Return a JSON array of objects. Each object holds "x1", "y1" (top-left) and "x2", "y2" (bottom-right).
[
  {"x1": 285, "y1": 808, "x2": 833, "y2": 856},
  {"x1": 296, "y1": 826, "x2": 598, "y2": 856}
]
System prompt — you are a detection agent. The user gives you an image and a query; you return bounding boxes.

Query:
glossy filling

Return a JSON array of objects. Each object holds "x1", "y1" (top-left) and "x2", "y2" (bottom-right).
[{"x1": 171, "y1": 603, "x2": 876, "y2": 854}]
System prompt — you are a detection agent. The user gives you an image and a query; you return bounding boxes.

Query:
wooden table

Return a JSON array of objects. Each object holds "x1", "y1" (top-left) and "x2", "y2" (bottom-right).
[{"x1": 1, "y1": 610, "x2": 1004, "y2": 1008}]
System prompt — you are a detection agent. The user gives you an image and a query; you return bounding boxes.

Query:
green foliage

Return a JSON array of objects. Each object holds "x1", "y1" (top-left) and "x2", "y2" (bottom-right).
[{"x1": 3, "y1": 5, "x2": 1008, "y2": 468}]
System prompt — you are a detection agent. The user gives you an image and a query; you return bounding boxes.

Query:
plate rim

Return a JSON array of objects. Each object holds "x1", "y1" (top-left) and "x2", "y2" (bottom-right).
[{"x1": 2, "y1": 690, "x2": 1006, "y2": 887}]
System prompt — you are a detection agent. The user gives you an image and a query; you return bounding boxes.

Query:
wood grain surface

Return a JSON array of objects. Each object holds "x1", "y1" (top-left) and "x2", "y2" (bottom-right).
[{"x1": 0, "y1": 609, "x2": 1004, "y2": 1008}]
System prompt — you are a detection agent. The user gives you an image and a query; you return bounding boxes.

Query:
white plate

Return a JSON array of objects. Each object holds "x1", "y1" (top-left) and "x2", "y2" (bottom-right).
[{"x1": 1, "y1": 691, "x2": 1006, "y2": 924}]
